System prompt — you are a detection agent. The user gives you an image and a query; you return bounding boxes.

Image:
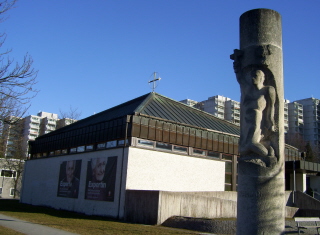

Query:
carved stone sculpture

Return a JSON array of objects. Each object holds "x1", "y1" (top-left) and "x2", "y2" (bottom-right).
[
  {"x1": 230, "y1": 9, "x2": 285, "y2": 234},
  {"x1": 240, "y1": 70, "x2": 275, "y2": 156}
]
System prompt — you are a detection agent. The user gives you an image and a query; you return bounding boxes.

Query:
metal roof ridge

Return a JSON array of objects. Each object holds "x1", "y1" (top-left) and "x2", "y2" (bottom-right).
[{"x1": 133, "y1": 92, "x2": 155, "y2": 113}]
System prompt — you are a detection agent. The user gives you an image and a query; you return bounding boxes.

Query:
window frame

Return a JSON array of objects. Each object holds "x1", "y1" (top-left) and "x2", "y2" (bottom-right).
[
  {"x1": 1, "y1": 169, "x2": 17, "y2": 178},
  {"x1": 9, "y1": 188, "x2": 14, "y2": 197}
]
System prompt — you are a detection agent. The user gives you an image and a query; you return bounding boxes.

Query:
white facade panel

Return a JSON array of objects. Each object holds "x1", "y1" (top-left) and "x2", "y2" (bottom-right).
[
  {"x1": 126, "y1": 147, "x2": 225, "y2": 192},
  {"x1": 20, "y1": 148, "x2": 127, "y2": 218},
  {"x1": 21, "y1": 146, "x2": 226, "y2": 219}
]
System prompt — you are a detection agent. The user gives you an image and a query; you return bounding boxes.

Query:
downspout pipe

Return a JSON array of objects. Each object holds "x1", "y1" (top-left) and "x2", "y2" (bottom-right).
[{"x1": 117, "y1": 116, "x2": 129, "y2": 220}]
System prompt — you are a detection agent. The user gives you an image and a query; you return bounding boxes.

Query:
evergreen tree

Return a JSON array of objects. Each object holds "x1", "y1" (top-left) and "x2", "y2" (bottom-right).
[{"x1": 305, "y1": 142, "x2": 315, "y2": 162}]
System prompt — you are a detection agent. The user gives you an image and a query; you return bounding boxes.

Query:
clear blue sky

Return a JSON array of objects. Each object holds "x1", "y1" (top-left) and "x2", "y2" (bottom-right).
[{"x1": 3, "y1": 0, "x2": 320, "y2": 119}]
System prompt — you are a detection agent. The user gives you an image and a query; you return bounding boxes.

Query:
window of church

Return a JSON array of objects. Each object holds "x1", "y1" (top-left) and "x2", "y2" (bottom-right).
[
  {"x1": 106, "y1": 140, "x2": 117, "y2": 148},
  {"x1": 137, "y1": 139, "x2": 154, "y2": 147},
  {"x1": 173, "y1": 145, "x2": 188, "y2": 153},
  {"x1": 208, "y1": 151, "x2": 220, "y2": 159},
  {"x1": 222, "y1": 153, "x2": 234, "y2": 191},
  {"x1": 155, "y1": 142, "x2": 172, "y2": 150},
  {"x1": 97, "y1": 143, "x2": 106, "y2": 149},
  {"x1": 86, "y1": 145, "x2": 94, "y2": 151},
  {"x1": 193, "y1": 149, "x2": 206, "y2": 156},
  {"x1": 118, "y1": 139, "x2": 128, "y2": 146},
  {"x1": 77, "y1": 146, "x2": 85, "y2": 152}
]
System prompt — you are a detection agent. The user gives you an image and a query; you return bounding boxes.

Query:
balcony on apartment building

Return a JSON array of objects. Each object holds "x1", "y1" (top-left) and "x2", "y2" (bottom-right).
[{"x1": 45, "y1": 124, "x2": 56, "y2": 131}]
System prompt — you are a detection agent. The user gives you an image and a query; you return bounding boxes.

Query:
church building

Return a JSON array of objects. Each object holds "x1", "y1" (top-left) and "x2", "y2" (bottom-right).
[{"x1": 20, "y1": 92, "x2": 313, "y2": 224}]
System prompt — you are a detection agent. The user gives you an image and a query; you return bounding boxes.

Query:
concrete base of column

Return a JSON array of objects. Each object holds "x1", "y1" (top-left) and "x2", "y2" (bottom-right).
[{"x1": 237, "y1": 160, "x2": 285, "y2": 235}]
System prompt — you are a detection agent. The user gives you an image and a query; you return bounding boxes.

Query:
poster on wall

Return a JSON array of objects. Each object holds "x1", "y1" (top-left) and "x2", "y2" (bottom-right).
[
  {"x1": 85, "y1": 156, "x2": 117, "y2": 201},
  {"x1": 57, "y1": 160, "x2": 82, "y2": 198}
]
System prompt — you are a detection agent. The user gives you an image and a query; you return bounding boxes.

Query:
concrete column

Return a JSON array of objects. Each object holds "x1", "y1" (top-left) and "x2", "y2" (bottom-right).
[
  {"x1": 295, "y1": 173, "x2": 306, "y2": 192},
  {"x1": 231, "y1": 9, "x2": 285, "y2": 234}
]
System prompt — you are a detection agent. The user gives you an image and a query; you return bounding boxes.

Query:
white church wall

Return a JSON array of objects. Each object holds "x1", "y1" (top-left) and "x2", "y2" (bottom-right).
[
  {"x1": 20, "y1": 145, "x2": 226, "y2": 219},
  {"x1": 20, "y1": 148, "x2": 127, "y2": 218},
  {"x1": 126, "y1": 147, "x2": 225, "y2": 191}
]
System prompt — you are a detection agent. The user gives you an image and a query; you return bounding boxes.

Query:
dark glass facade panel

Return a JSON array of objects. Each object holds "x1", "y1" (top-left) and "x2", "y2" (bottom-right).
[
  {"x1": 225, "y1": 184, "x2": 232, "y2": 191},
  {"x1": 225, "y1": 174, "x2": 232, "y2": 184},
  {"x1": 222, "y1": 154, "x2": 233, "y2": 161},
  {"x1": 225, "y1": 161, "x2": 232, "y2": 173}
]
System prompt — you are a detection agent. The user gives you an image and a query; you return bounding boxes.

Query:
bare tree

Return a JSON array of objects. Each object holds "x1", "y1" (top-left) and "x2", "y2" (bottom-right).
[
  {"x1": 285, "y1": 132, "x2": 306, "y2": 152},
  {"x1": 0, "y1": 0, "x2": 38, "y2": 197},
  {"x1": 0, "y1": 0, "x2": 38, "y2": 127},
  {"x1": 59, "y1": 106, "x2": 82, "y2": 123}
]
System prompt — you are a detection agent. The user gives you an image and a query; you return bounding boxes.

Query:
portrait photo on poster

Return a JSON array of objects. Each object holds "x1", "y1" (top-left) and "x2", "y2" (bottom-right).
[
  {"x1": 85, "y1": 156, "x2": 118, "y2": 201},
  {"x1": 57, "y1": 160, "x2": 82, "y2": 198}
]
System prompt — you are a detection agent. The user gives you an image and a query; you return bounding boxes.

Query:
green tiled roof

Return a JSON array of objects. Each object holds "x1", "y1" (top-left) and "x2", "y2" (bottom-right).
[{"x1": 41, "y1": 92, "x2": 240, "y2": 138}]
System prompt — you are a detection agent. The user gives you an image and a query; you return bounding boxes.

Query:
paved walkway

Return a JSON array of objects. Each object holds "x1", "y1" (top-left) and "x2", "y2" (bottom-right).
[{"x1": 0, "y1": 213, "x2": 79, "y2": 235}]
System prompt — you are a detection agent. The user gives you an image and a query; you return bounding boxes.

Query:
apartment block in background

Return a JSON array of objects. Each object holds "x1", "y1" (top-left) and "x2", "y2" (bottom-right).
[
  {"x1": 3, "y1": 111, "x2": 77, "y2": 158},
  {"x1": 181, "y1": 95, "x2": 240, "y2": 125},
  {"x1": 201, "y1": 95, "x2": 227, "y2": 119},
  {"x1": 225, "y1": 99, "x2": 240, "y2": 126},
  {"x1": 294, "y1": 98, "x2": 320, "y2": 147},
  {"x1": 284, "y1": 100, "x2": 290, "y2": 133},
  {"x1": 179, "y1": 99, "x2": 199, "y2": 108},
  {"x1": 287, "y1": 102, "x2": 304, "y2": 137}
]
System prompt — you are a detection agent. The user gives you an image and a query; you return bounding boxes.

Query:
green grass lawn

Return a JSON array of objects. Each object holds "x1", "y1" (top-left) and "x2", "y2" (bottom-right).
[
  {"x1": 0, "y1": 225, "x2": 25, "y2": 235},
  {"x1": 0, "y1": 199, "x2": 197, "y2": 235}
]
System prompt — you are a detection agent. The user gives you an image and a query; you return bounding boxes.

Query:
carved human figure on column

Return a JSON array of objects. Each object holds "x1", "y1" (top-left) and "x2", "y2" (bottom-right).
[{"x1": 237, "y1": 69, "x2": 276, "y2": 158}]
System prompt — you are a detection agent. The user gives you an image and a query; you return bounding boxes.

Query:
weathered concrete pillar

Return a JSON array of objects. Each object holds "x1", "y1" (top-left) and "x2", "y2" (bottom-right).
[{"x1": 230, "y1": 9, "x2": 285, "y2": 234}]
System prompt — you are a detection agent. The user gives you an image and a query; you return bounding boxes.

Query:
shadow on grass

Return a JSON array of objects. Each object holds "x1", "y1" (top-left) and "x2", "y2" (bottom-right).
[
  {"x1": 0, "y1": 199, "x2": 199, "y2": 235},
  {"x1": 0, "y1": 199, "x2": 120, "y2": 223}
]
